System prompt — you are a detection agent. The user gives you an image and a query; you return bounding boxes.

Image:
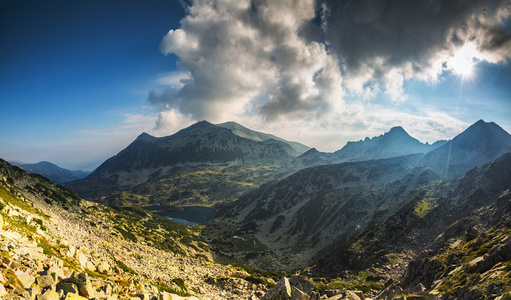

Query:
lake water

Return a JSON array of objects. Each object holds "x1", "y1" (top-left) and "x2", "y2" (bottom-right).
[{"x1": 156, "y1": 206, "x2": 216, "y2": 225}]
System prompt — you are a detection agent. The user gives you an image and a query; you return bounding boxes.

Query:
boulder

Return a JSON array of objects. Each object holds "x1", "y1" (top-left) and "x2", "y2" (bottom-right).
[
  {"x1": 64, "y1": 292, "x2": 88, "y2": 300},
  {"x1": 37, "y1": 274, "x2": 55, "y2": 289},
  {"x1": 15, "y1": 269, "x2": 35, "y2": 289},
  {"x1": 76, "y1": 252, "x2": 88, "y2": 269},
  {"x1": 0, "y1": 284, "x2": 7, "y2": 297},
  {"x1": 291, "y1": 286, "x2": 310, "y2": 299},
  {"x1": 56, "y1": 282, "x2": 79, "y2": 295},
  {"x1": 289, "y1": 275, "x2": 314, "y2": 294},
  {"x1": 464, "y1": 227, "x2": 479, "y2": 241},
  {"x1": 67, "y1": 245, "x2": 76, "y2": 258},
  {"x1": 38, "y1": 289, "x2": 60, "y2": 300},
  {"x1": 262, "y1": 277, "x2": 292, "y2": 299},
  {"x1": 72, "y1": 272, "x2": 96, "y2": 298},
  {"x1": 86, "y1": 260, "x2": 96, "y2": 271},
  {"x1": 97, "y1": 261, "x2": 111, "y2": 274},
  {"x1": 47, "y1": 266, "x2": 66, "y2": 280},
  {"x1": 159, "y1": 292, "x2": 200, "y2": 300}
]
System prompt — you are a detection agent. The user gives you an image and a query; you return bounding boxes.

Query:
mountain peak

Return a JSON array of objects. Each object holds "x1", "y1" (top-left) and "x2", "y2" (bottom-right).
[
  {"x1": 135, "y1": 132, "x2": 156, "y2": 141},
  {"x1": 387, "y1": 126, "x2": 409, "y2": 136},
  {"x1": 421, "y1": 120, "x2": 511, "y2": 179}
]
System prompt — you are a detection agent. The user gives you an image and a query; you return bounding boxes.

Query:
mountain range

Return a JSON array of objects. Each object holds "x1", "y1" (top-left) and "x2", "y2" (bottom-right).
[
  {"x1": 66, "y1": 119, "x2": 511, "y2": 207},
  {"x1": 10, "y1": 160, "x2": 90, "y2": 184},
  {"x1": 3, "y1": 118, "x2": 511, "y2": 299},
  {"x1": 65, "y1": 121, "x2": 306, "y2": 206}
]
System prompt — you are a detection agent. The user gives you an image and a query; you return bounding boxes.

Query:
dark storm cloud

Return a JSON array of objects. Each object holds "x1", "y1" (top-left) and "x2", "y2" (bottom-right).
[
  {"x1": 323, "y1": 0, "x2": 511, "y2": 95},
  {"x1": 154, "y1": 0, "x2": 511, "y2": 121}
]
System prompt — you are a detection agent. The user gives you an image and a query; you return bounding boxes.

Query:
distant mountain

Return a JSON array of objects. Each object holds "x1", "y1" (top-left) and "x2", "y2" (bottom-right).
[
  {"x1": 217, "y1": 121, "x2": 310, "y2": 154},
  {"x1": 10, "y1": 160, "x2": 90, "y2": 184},
  {"x1": 421, "y1": 119, "x2": 511, "y2": 179},
  {"x1": 294, "y1": 126, "x2": 447, "y2": 168},
  {"x1": 65, "y1": 121, "x2": 299, "y2": 206},
  {"x1": 334, "y1": 126, "x2": 446, "y2": 162},
  {"x1": 89, "y1": 120, "x2": 295, "y2": 176}
]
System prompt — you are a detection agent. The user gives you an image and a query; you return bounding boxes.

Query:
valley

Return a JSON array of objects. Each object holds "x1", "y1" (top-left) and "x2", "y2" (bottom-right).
[{"x1": 2, "y1": 120, "x2": 511, "y2": 299}]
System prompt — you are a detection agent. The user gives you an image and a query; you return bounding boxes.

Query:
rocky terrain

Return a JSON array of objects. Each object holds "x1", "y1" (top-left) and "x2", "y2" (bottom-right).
[
  {"x1": 295, "y1": 126, "x2": 447, "y2": 168},
  {"x1": 216, "y1": 122, "x2": 310, "y2": 154},
  {"x1": 0, "y1": 159, "x2": 277, "y2": 299}
]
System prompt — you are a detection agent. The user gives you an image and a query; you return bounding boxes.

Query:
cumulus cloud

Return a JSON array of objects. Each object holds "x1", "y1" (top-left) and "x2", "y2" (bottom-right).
[
  {"x1": 155, "y1": 0, "x2": 343, "y2": 122},
  {"x1": 153, "y1": 109, "x2": 195, "y2": 136}
]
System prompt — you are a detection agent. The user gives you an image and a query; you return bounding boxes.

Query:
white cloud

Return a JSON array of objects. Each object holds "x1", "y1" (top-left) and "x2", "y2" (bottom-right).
[
  {"x1": 155, "y1": 71, "x2": 191, "y2": 88},
  {"x1": 152, "y1": 109, "x2": 195, "y2": 136},
  {"x1": 156, "y1": 0, "x2": 343, "y2": 122}
]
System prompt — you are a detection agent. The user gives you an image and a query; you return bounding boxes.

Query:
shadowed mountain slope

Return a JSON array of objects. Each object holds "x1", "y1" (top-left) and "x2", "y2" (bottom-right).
[
  {"x1": 217, "y1": 121, "x2": 310, "y2": 154},
  {"x1": 421, "y1": 120, "x2": 511, "y2": 179}
]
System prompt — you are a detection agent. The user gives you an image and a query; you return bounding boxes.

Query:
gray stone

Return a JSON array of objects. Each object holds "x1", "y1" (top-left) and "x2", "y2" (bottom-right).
[
  {"x1": 159, "y1": 292, "x2": 199, "y2": 300},
  {"x1": 38, "y1": 289, "x2": 60, "y2": 300},
  {"x1": 37, "y1": 274, "x2": 55, "y2": 289},
  {"x1": 56, "y1": 282, "x2": 79, "y2": 295},
  {"x1": 47, "y1": 266, "x2": 66, "y2": 280},
  {"x1": 72, "y1": 272, "x2": 95, "y2": 298},
  {"x1": 63, "y1": 292, "x2": 88, "y2": 300},
  {"x1": 15, "y1": 269, "x2": 36, "y2": 289},
  {"x1": 0, "y1": 284, "x2": 7, "y2": 297},
  {"x1": 97, "y1": 261, "x2": 111, "y2": 274},
  {"x1": 291, "y1": 286, "x2": 310, "y2": 299},
  {"x1": 289, "y1": 275, "x2": 314, "y2": 294},
  {"x1": 262, "y1": 277, "x2": 292, "y2": 299},
  {"x1": 77, "y1": 252, "x2": 88, "y2": 269}
]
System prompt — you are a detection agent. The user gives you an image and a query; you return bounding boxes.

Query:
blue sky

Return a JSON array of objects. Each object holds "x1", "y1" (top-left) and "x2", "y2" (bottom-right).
[{"x1": 1, "y1": 0, "x2": 510, "y2": 170}]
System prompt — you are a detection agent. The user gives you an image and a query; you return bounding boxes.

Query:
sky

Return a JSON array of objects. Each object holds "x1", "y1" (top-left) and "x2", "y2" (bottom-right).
[{"x1": 1, "y1": 0, "x2": 510, "y2": 171}]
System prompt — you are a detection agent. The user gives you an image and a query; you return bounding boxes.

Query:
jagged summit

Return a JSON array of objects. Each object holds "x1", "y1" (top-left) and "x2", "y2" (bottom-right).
[
  {"x1": 333, "y1": 126, "x2": 440, "y2": 162},
  {"x1": 387, "y1": 126, "x2": 407, "y2": 135},
  {"x1": 421, "y1": 119, "x2": 511, "y2": 179}
]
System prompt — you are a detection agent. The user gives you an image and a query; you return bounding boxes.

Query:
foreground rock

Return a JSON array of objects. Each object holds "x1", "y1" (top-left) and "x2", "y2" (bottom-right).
[{"x1": 0, "y1": 159, "x2": 269, "y2": 299}]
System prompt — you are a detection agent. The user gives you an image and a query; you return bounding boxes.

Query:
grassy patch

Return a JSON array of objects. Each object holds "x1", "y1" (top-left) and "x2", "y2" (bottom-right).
[
  {"x1": 115, "y1": 260, "x2": 137, "y2": 275},
  {"x1": 414, "y1": 198, "x2": 432, "y2": 218},
  {"x1": 152, "y1": 280, "x2": 191, "y2": 297}
]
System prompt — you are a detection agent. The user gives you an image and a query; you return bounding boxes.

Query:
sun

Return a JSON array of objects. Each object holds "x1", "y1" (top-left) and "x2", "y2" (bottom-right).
[{"x1": 447, "y1": 43, "x2": 485, "y2": 78}]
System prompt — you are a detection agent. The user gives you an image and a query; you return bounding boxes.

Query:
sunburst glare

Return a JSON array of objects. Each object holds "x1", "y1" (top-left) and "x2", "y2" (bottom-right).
[{"x1": 447, "y1": 43, "x2": 486, "y2": 78}]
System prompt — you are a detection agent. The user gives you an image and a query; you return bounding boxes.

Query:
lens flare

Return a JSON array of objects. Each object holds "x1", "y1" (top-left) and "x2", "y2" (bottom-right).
[{"x1": 447, "y1": 43, "x2": 485, "y2": 77}]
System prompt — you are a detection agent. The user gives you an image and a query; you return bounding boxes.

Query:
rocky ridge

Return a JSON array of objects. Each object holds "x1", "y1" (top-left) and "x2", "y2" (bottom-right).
[{"x1": 0, "y1": 159, "x2": 274, "y2": 299}]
